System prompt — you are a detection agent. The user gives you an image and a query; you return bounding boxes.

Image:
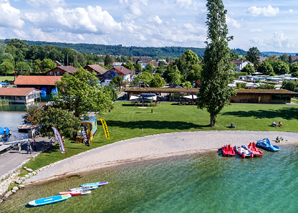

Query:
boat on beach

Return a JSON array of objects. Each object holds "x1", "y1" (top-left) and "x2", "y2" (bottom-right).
[
  {"x1": 256, "y1": 138, "x2": 280, "y2": 152},
  {"x1": 222, "y1": 144, "x2": 235, "y2": 157},
  {"x1": 234, "y1": 145, "x2": 254, "y2": 158},
  {"x1": 248, "y1": 142, "x2": 263, "y2": 156}
]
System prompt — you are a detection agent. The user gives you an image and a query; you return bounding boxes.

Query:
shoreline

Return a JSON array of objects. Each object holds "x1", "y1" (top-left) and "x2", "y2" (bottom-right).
[{"x1": 24, "y1": 130, "x2": 298, "y2": 186}]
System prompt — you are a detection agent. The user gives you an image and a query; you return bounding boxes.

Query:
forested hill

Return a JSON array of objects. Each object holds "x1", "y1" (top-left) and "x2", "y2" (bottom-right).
[
  {"x1": 4, "y1": 39, "x2": 248, "y2": 58},
  {"x1": 3, "y1": 39, "x2": 204, "y2": 58}
]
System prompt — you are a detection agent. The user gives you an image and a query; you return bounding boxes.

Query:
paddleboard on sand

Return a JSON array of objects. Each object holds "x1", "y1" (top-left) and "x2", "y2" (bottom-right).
[
  {"x1": 59, "y1": 190, "x2": 91, "y2": 196},
  {"x1": 80, "y1": 182, "x2": 109, "y2": 187},
  {"x1": 28, "y1": 194, "x2": 71, "y2": 206},
  {"x1": 69, "y1": 185, "x2": 98, "y2": 191}
]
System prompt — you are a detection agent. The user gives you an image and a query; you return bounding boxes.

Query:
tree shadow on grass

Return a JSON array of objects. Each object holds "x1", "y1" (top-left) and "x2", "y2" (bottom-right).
[
  {"x1": 222, "y1": 107, "x2": 298, "y2": 120},
  {"x1": 103, "y1": 120, "x2": 209, "y2": 130}
]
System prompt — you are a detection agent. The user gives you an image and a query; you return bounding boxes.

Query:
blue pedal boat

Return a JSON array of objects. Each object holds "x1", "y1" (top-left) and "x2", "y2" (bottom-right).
[{"x1": 256, "y1": 138, "x2": 280, "y2": 152}]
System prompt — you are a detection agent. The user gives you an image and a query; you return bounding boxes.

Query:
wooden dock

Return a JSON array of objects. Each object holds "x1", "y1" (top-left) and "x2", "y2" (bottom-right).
[{"x1": 0, "y1": 139, "x2": 28, "y2": 152}]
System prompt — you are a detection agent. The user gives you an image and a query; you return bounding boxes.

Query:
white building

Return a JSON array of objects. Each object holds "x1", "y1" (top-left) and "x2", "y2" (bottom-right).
[{"x1": 232, "y1": 60, "x2": 254, "y2": 72}]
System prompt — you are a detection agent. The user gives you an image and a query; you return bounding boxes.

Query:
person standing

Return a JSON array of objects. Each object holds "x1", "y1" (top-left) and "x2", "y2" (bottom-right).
[
  {"x1": 18, "y1": 142, "x2": 21, "y2": 153},
  {"x1": 33, "y1": 140, "x2": 37, "y2": 151}
]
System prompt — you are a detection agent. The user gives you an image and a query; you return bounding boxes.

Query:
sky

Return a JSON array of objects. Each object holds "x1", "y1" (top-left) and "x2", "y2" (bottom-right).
[{"x1": 0, "y1": 0, "x2": 298, "y2": 53}]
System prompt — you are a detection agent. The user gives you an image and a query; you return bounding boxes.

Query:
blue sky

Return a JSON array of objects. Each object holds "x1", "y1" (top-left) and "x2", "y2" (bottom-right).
[{"x1": 1, "y1": 0, "x2": 297, "y2": 52}]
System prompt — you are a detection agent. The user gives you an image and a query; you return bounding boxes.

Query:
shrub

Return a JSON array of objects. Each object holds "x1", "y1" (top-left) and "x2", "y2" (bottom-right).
[{"x1": 234, "y1": 72, "x2": 248, "y2": 79}]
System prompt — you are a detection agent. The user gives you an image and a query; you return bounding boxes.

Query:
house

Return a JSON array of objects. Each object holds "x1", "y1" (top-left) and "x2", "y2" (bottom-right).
[
  {"x1": 258, "y1": 57, "x2": 268, "y2": 64},
  {"x1": 291, "y1": 55, "x2": 298, "y2": 62},
  {"x1": 84, "y1": 65, "x2": 107, "y2": 82},
  {"x1": 232, "y1": 60, "x2": 254, "y2": 72},
  {"x1": 45, "y1": 66, "x2": 77, "y2": 76},
  {"x1": 104, "y1": 66, "x2": 133, "y2": 82},
  {"x1": 149, "y1": 61, "x2": 159, "y2": 68},
  {"x1": 14, "y1": 76, "x2": 62, "y2": 94},
  {"x1": 0, "y1": 88, "x2": 41, "y2": 104}
]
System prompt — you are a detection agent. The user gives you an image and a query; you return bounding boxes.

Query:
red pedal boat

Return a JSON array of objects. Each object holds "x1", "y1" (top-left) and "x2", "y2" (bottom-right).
[
  {"x1": 222, "y1": 144, "x2": 235, "y2": 157},
  {"x1": 248, "y1": 142, "x2": 263, "y2": 156}
]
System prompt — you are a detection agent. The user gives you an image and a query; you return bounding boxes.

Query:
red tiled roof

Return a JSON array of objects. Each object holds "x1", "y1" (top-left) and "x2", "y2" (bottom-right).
[
  {"x1": 0, "y1": 88, "x2": 38, "y2": 96},
  {"x1": 232, "y1": 60, "x2": 251, "y2": 65},
  {"x1": 14, "y1": 76, "x2": 62, "y2": 86},
  {"x1": 149, "y1": 61, "x2": 159, "y2": 67},
  {"x1": 55, "y1": 66, "x2": 77, "y2": 73},
  {"x1": 114, "y1": 66, "x2": 133, "y2": 75},
  {"x1": 84, "y1": 65, "x2": 107, "y2": 74}
]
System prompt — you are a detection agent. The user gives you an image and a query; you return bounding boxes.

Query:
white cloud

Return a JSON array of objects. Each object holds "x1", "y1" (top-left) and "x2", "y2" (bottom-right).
[
  {"x1": 247, "y1": 5, "x2": 279, "y2": 17},
  {"x1": 226, "y1": 15, "x2": 241, "y2": 28},
  {"x1": 0, "y1": 1, "x2": 24, "y2": 28},
  {"x1": 250, "y1": 29, "x2": 263, "y2": 32},
  {"x1": 26, "y1": 0, "x2": 66, "y2": 8},
  {"x1": 272, "y1": 31, "x2": 295, "y2": 48},
  {"x1": 152, "y1": 15, "x2": 162, "y2": 24},
  {"x1": 26, "y1": 6, "x2": 122, "y2": 34},
  {"x1": 175, "y1": 0, "x2": 192, "y2": 8},
  {"x1": 127, "y1": 3, "x2": 142, "y2": 16},
  {"x1": 13, "y1": 29, "x2": 29, "y2": 39},
  {"x1": 289, "y1": 9, "x2": 294, "y2": 13},
  {"x1": 77, "y1": 34, "x2": 84, "y2": 40}
]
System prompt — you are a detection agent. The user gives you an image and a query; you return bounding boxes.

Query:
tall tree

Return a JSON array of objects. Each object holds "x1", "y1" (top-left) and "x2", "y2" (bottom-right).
[
  {"x1": 145, "y1": 62, "x2": 154, "y2": 73},
  {"x1": 241, "y1": 63, "x2": 255, "y2": 74},
  {"x1": 0, "y1": 60, "x2": 14, "y2": 75},
  {"x1": 134, "y1": 62, "x2": 142, "y2": 73},
  {"x1": 273, "y1": 60, "x2": 289, "y2": 74},
  {"x1": 198, "y1": 0, "x2": 236, "y2": 127},
  {"x1": 279, "y1": 53, "x2": 289, "y2": 64},
  {"x1": 124, "y1": 60, "x2": 134, "y2": 70},
  {"x1": 257, "y1": 61, "x2": 274, "y2": 75},
  {"x1": 53, "y1": 67, "x2": 113, "y2": 118},
  {"x1": 104, "y1": 55, "x2": 113, "y2": 66},
  {"x1": 245, "y1": 47, "x2": 260, "y2": 67}
]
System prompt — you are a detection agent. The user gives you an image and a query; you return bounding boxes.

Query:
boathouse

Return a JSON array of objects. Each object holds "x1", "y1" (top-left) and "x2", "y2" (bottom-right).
[
  {"x1": 14, "y1": 76, "x2": 62, "y2": 94},
  {"x1": 0, "y1": 88, "x2": 41, "y2": 104}
]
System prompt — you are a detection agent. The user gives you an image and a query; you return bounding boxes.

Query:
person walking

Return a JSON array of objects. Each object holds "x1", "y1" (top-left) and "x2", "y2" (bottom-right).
[
  {"x1": 33, "y1": 140, "x2": 37, "y2": 151},
  {"x1": 18, "y1": 142, "x2": 21, "y2": 153},
  {"x1": 27, "y1": 139, "x2": 31, "y2": 154}
]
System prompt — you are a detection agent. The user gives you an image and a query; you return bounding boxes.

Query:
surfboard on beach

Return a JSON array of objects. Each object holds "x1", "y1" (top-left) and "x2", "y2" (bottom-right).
[
  {"x1": 28, "y1": 194, "x2": 71, "y2": 206},
  {"x1": 80, "y1": 182, "x2": 109, "y2": 187}
]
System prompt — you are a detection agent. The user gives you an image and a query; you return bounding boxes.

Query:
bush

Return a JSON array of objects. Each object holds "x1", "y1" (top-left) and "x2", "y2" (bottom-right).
[
  {"x1": 236, "y1": 82, "x2": 246, "y2": 89},
  {"x1": 291, "y1": 72, "x2": 298, "y2": 77},
  {"x1": 269, "y1": 72, "x2": 275, "y2": 76},
  {"x1": 257, "y1": 84, "x2": 275, "y2": 89},
  {"x1": 234, "y1": 72, "x2": 248, "y2": 79}
]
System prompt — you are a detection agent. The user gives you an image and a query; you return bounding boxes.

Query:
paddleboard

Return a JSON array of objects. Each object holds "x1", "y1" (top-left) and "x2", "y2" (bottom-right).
[
  {"x1": 69, "y1": 185, "x2": 98, "y2": 191},
  {"x1": 59, "y1": 190, "x2": 91, "y2": 196},
  {"x1": 80, "y1": 182, "x2": 109, "y2": 187},
  {"x1": 28, "y1": 194, "x2": 71, "y2": 206}
]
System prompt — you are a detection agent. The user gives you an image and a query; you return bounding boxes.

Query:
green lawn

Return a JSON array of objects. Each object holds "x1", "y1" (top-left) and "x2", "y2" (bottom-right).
[
  {"x1": 0, "y1": 76, "x2": 15, "y2": 82},
  {"x1": 24, "y1": 102, "x2": 298, "y2": 171}
]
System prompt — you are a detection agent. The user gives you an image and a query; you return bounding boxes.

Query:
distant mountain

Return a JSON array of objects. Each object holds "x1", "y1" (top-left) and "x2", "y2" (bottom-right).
[
  {"x1": 6, "y1": 40, "x2": 206, "y2": 58},
  {"x1": 260, "y1": 52, "x2": 298, "y2": 57},
  {"x1": 4, "y1": 39, "x2": 297, "y2": 58}
]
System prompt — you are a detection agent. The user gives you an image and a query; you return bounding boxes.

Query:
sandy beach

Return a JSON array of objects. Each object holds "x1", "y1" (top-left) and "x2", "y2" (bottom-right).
[{"x1": 25, "y1": 131, "x2": 298, "y2": 185}]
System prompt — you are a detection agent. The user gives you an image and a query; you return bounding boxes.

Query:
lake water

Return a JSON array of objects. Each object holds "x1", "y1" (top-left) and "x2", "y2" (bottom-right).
[
  {"x1": 1, "y1": 145, "x2": 298, "y2": 212},
  {"x1": 0, "y1": 111, "x2": 28, "y2": 143}
]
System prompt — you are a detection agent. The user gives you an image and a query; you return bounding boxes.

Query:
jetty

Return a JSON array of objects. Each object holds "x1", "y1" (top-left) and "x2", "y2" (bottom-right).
[{"x1": 0, "y1": 139, "x2": 28, "y2": 152}]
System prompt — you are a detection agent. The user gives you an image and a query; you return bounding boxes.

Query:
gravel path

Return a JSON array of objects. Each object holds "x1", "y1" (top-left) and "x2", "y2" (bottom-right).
[{"x1": 25, "y1": 131, "x2": 298, "y2": 185}]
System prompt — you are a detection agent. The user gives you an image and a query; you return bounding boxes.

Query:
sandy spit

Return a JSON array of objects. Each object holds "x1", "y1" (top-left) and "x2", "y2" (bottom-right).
[{"x1": 25, "y1": 131, "x2": 298, "y2": 185}]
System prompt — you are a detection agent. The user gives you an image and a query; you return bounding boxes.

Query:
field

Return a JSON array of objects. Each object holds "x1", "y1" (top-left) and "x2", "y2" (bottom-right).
[
  {"x1": 0, "y1": 76, "x2": 15, "y2": 82},
  {"x1": 24, "y1": 102, "x2": 298, "y2": 171}
]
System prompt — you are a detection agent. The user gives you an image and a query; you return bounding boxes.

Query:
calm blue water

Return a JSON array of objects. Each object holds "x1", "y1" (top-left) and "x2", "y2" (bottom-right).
[
  {"x1": 1, "y1": 145, "x2": 298, "y2": 212},
  {"x1": 0, "y1": 111, "x2": 28, "y2": 142}
]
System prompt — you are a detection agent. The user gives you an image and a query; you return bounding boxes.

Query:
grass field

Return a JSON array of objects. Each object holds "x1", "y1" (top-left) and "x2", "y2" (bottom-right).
[
  {"x1": 0, "y1": 76, "x2": 14, "y2": 82},
  {"x1": 24, "y1": 102, "x2": 298, "y2": 171}
]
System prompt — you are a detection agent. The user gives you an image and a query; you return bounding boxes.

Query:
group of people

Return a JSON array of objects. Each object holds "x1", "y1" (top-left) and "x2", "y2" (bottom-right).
[
  {"x1": 18, "y1": 139, "x2": 37, "y2": 154},
  {"x1": 276, "y1": 136, "x2": 284, "y2": 143},
  {"x1": 272, "y1": 121, "x2": 283, "y2": 127}
]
